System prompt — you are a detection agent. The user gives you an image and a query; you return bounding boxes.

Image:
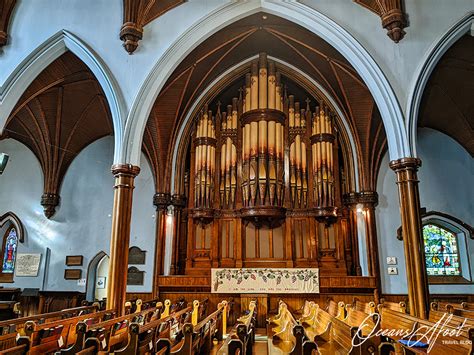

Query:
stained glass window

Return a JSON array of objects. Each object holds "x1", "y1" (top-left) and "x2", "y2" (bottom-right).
[
  {"x1": 423, "y1": 224, "x2": 460, "y2": 276},
  {"x1": 2, "y1": 228, "x2": 17, "y2": 274}
]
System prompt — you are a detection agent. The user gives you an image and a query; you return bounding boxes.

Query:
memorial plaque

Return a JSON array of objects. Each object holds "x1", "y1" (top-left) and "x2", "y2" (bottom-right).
[
  {"x1": 127, "y1": 266, "x2": 144, "y2": 285},
  {"x1": 15, "y1": 253, "x2": 41, "y2": 277},
  {"x1": 65, "y1": 255, "x2": 83, "y2": 266},
  {"x1": 64, "y1": 269, "x2": 82, "y2": 280},
  {"x1": 128, "y1": 246, "x2": 146, "y2": 265}
]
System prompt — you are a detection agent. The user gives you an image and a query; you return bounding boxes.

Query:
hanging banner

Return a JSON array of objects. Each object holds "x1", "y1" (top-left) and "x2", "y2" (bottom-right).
[{"x1": 211, "y1": 268, "x2": 319, "y2": 294}]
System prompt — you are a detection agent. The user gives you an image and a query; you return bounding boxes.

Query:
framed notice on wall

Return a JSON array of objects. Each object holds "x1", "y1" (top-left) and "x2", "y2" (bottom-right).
[{"x1": 15, "y1": 253, "x2": 41, "y2": 277}]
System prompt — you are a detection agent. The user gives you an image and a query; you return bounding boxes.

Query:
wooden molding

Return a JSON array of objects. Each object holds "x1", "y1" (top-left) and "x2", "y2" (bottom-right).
[
  {"x1": 111, "y1": 163, "x2": 141, "y2": 177},
  {"x1": 0, "y1": 0, "x2": 17, "y2": 47},
  {"x1": 120, "y1": 0, "x2": 185, "y2": 54},
  {"x1": 354, "y1": 0, "x2": 408, "y2": 43}
]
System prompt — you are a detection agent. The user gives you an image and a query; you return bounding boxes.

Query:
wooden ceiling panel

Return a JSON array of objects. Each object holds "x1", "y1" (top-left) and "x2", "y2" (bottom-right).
[
  {"x1": 419, "y1": 34, "x2": 474, "y2": 156},
  {"x1": 2, "y1": 51, "x2": 113, "y2": 218}
]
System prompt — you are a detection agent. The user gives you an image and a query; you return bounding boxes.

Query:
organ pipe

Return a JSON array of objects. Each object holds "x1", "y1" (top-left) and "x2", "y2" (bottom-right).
[
  {"x1": 311, "y1": 105, "x2": 337, "y2": 220},
  {"x1": 194, "y1": 108, "x2": 216, "y2": 210},
  {"x1": 191, "y1": 52, "x2": 338, "y2": 224}
]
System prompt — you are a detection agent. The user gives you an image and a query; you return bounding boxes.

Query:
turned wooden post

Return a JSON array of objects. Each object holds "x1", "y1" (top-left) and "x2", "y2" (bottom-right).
[
  {"x1": 390, "y1": 158, "x2": 429, "y2": 319},
  {"x1": 152, "y1": 192, "x2": 171, "y2": 297},
  {"x1": 170, "y1": 194, "x2": 186, "y2": 275},
  {"x1": 107, "y1": 164, "x2": 140, "y2": 316}
]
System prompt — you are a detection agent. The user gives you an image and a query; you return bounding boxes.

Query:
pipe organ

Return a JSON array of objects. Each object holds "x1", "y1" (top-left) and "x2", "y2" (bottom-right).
[{"x1": 186, "y1": 53, "x2": 348, "y2": 274}]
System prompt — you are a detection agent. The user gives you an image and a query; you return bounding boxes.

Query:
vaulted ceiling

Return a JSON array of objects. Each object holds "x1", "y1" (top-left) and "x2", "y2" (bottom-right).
[
  {"x1": 418, "y1": 34, "x2": 474, "y2": 156},
  {"x1": 143, "y1": 13, "x2": 387, "y2": 192},
  {"x1": 2, "y1": 52, "x2": 113, "y2": 218}
]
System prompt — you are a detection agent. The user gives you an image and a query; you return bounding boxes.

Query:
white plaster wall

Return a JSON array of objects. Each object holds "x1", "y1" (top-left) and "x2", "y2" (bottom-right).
[
  {"x1": 0, "y1": 0, "x2": 226, "y2": 110},
  {"x1": 376, "y1": 128, "x2": 474, "y2": 294},
  {"x1": 0, "y1": 136, "x2": 156, "y2": 293},
  {"x1": 301, "y1": 0, "x2": 474, "y2": 110}
]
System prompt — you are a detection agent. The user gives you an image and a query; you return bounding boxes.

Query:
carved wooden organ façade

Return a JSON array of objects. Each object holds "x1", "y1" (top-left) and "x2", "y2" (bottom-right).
[{"x1": 185, "y1": 53, "x2": 351, "y2": 275}]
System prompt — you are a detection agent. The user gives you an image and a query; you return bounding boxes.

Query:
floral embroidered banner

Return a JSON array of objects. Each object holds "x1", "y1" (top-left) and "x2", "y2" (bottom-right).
[{"x1": 211, "y1": 268, "x2": 319, "y2": 293}]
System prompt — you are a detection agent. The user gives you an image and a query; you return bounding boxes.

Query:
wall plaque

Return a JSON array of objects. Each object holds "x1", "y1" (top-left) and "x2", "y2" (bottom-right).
[
  {"x1": 64, "y1": 269, "x2": 82, "y2": 280},
  {"x1": 127, "y1": 266, "x2": 144, "y2": 285},
  {"x1": 128, "y1": 246, "x2": 146, "y2": 265},
  {"x1": 65, "y1": 255, "x2": 83, "y2": 266},
  {"x1": 15, "y1": 253, "x2": 41, "y2": 277},
  {"x1": 211, "y1": 268, "x2": 319, "y2": 294}
]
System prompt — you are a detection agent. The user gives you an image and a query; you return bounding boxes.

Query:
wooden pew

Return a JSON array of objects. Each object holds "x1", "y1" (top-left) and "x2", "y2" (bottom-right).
[
  {"x1": 429, "y1": 305, "x2": 474, "y2": 329},
  {"x1": 299, "y1": 303, "x2": 332, "y2": 343},
  {"x1": 432, "y1": 301, "x2": 474, "y2": 312},
  {"x1": 347, "y1": 298, "x2": 376, "y2": 315},
  {"x1": 311, "y1": 306, "x2": 382, "y2": 355},
  {"x1": 341, "y1": 306, "x2": 379, "y2": 338},
  {"x1": 378, "y1": 304, "x2": 474, "y2": 355},
  {"x1": 11, "y1": 309, "x2": 114, "y2": 355},
  {"x1": 113, "y1": 306, "x2": 192, "y2": 354},
  {"x1": 268, "y1": 301, "x2": 318, "y2": 355},
  {"x1": 0, "y1": 303, "x2": 99, "y2": 350},
  {"x1": 225, "y1": 300, "x2": 257, "y2": 355},
  {"x1": 80, "y1": 304, "x2": 164, "y2": 353},
  {"x1": 156, "y1": 300, "x2": 226, "y2": 355},
  {"x1": 379, "y1": 298, "x2": 407, "y2": 313},
  {"x1": 325, "y1": 299, "x2": 345, "y2": 319}
]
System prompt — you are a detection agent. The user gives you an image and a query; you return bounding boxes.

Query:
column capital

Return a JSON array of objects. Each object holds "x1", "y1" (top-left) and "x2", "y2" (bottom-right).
[
  {"x1": 343, "y1": 191, "x2": 378, "y2": 208},
  {"x1": 171, "y1": 194, "x2": 187, "y2": 209},
  {"x1": 153, "y1": 192, "x2": 171, "y2": 210},
  {"x1": 389, "y1": 157, "x2": 422, "y2": 172},
  {"x1": 111, "y1": 164, "x2": 140, "y2": 177}
]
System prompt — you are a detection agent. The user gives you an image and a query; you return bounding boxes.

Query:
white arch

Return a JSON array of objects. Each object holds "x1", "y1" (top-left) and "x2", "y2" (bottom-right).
[
  {"x1": 169, "y1": 55, "x2": 361, "y2": 194},
  {"x1": 406, "y1": 12, "x2": 474, "y2": 157},
  {"x1": 124, "y1": 0, "x2": 409, "y2": 166},
  {"x1": 0, "y1": 30, "x2": 126, "y2": 162}
]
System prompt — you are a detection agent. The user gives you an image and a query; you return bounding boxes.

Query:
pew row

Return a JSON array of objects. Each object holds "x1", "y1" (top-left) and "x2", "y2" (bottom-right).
[
  {"x1": 378, "y1": 304, "x2": 474, "y2": 355},
  {"x1": 156, "y1": 300, "x2": 227, "y2": 354},
  {"x1": 224, "y1": 300, "x2": 257, "y2": 355}
]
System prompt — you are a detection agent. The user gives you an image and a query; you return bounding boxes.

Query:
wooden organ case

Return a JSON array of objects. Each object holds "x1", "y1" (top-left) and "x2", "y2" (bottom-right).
[{"x1": 184, "y1": 53, "x2": 351, "y2": 277}]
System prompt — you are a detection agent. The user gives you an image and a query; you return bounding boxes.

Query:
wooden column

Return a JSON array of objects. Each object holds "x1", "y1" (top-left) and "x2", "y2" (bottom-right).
[
  {"x1": 359, "y1": 191, "x2": 381, "y2": 303},
  {"x1": 170, "y1": 194, "x2": 186, "y2": 275},
  {"x1": 107, "y1": 164, "x2": 140, "y2": 315},
  {"x1": 390, "y1": 158, "x2": 429, "y2": 319},
  {"x1": 152, "y1": 192, "x2": 171, "y2": 297}
]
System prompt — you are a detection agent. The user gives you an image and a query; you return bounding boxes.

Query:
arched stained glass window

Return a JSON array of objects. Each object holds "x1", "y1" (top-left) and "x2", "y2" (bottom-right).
[
  {"x1": 423, "y1": 224, "x2": 460, "y2": 276},
  {"x1": 2, "y1": 228, "x2": 18, "y2": 274}
]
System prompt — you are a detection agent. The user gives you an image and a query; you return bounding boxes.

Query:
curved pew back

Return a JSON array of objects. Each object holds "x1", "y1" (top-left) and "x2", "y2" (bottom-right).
[
  {"x1": 114, "y1": 306, "x2": 192, "y2": 355},
  {"x1": 82, "y1": 304, "x2": 163, "y2": 353}
]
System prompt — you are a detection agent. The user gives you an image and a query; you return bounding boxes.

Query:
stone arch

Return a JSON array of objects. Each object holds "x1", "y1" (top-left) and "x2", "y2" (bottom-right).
[
  {"x1": 85, "y1": 251, "x2": 108, "y2": 302},
  {"x1": 124, "y1": 0, "x2": 409, "y2": 167},
  {"x1": 406, "y1": 12, "x2": 474, "y2": 157},
  {"x1": 0, "y1": 30, "x2": 126, "y2": 163},
  {"x1": 0, "y1": 211, "x2": 25, "y2": 243}
]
